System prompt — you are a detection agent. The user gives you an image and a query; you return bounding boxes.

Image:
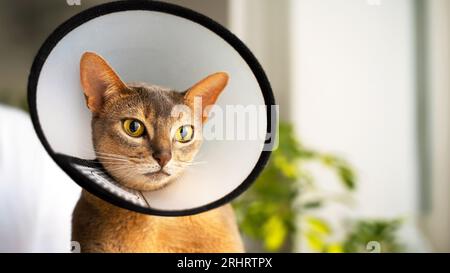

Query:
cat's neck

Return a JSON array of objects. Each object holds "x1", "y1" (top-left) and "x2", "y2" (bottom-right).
[{"x1": 80, "y1": 189, "x2": 148, "y2": 218}]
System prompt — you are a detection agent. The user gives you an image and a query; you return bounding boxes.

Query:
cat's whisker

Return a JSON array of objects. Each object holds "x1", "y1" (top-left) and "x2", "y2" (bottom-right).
[
  {"x1": 97, "y1": 155, "x2": 128, "y2": 160},
  {"x1": 95, "y1": 153, "x2": 128, "y2": 159},
  {"x1": 96, "y1": 157, "x2": 129, "y2": 162},
  {"x1": 96, "y1": 161, "x2": 130, "y2": 167},
  {"x1": 96, "y1": 153, "x2": 147, "y2": 163},
  {"x1": 95, "y1": 156, "x2": 130, "y2": 162},
  {"x1": 95, "y1": 151, "x2": 146, "y2": 160},
  {"x1": 189, "y1": 161, "x2": 207, "y2": 165},
  {"x1": 78, "y1": 148, "x2": 128, "y2": 159},
  {"x1": 95, "y1": 153, "x2": 130, "y2": 160},
  {"x1": 102, "y1": 164, "x2": 132, "y2": 170},
  {"x1": 174, "y1": 161, "x2": 207, "y2": 166},
  {"x1": 98, "y1": 161, "x2": 130, "y2": 167},
  {"x1": 89, "y1": 161, "x2": 127, "y2": 167},
  {"x1": 175, "y1": 164, "x2": 204, "y2": 168},
  {"x1": 91, "y1": 151, "x2": 130, "y2": 159},
  {"x1": 177, "y1": 159, "x2": 207, "y2": 164},
  {"x1": 98, "y1": 159, "x2": 130, "y2": 164},
  {"x1": 96, "y1": 162, "x2": 131, "y2": 168}
]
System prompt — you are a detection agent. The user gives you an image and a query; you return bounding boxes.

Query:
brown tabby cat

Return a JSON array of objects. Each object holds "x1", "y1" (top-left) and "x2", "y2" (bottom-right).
[{"x1": 72, "y1": 52, "x2": 244, "y2": 252}]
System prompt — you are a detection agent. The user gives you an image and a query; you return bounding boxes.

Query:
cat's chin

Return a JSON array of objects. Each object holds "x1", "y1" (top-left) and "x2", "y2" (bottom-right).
[{"x1": 115, "y1": 173, "x2": 176, "y2": 192}]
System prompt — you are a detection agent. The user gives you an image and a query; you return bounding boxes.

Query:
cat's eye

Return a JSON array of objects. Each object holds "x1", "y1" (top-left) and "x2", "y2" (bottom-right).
[
  {"x1": 123, "y1": 119, "x2": 145, "y2": 137},
  {"x1": 175, "y1": 125, "x2": 194, "y2": 143}
]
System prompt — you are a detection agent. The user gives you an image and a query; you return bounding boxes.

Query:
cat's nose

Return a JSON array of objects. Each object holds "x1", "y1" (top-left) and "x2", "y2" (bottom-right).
[{"x1": 152, "y1": 150, "x2": 172, "y2": 168}]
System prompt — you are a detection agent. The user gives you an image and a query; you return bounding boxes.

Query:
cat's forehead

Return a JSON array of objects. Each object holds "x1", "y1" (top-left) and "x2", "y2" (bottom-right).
[{"x1": 124, "y1": 83, "x2": 185, "y2": 117}]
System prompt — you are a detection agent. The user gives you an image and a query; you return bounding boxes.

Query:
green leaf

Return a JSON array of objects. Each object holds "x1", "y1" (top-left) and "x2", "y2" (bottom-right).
[
  {"x1": 306, "y1": 217, "x2": 331, "y2": 235},
  {"x1": 302, "y1": 200, "x2": 322, "y2": 209},
  {"x1": 304, "y1": 231, "x2": 325, "y2": 251},
  {"x1": 337, "y1": 165, "x2": 356, "y2": 190},
  {"x1": 233, "y1": 121, "x2": 359, "y2": 252},
  {"x1": 326, "y1": 243, "x2": 344, "y2": 253},
  {"x1": 319, "y1": 154, "x2": 356, "y2": 190},
  {"x1": 262, "y1": 215, "x2": 288, "y2": 251},
  {"x1": 343, "y1": 219, "x2": 404, "y2": 253}
]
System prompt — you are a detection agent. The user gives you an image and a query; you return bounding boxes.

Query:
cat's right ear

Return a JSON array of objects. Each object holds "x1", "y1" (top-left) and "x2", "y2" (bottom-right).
[{"x1": 80, "y1": 52, "x2": 127, "y2": 113}]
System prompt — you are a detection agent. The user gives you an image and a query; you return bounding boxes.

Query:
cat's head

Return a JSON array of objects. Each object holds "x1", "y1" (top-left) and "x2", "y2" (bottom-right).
[{"x1": 80, "y1": 52, "x2": 228, "y2": 191}]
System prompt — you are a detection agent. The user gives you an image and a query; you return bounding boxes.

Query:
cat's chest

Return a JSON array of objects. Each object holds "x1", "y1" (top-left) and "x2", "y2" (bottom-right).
[
  {"x1": 73, "y1": 194, "x2": 243, "y2": 252},
  {"x1": 121, "y1": 214, "x2": 232, "y2": 252}
]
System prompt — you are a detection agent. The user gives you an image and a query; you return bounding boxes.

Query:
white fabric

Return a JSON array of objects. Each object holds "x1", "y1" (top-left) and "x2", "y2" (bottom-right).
[{"x1": 0, "y1": 105, "x2": 81, "y2": 252}]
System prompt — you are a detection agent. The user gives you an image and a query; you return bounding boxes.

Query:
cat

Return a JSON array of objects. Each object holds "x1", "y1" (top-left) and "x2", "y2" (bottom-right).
[{"x1": 72, "y1": 52, "x2": 244, "y2": 253}]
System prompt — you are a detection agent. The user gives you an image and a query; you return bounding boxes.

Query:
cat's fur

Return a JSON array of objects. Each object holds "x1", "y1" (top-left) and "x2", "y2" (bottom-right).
[{"x1": 72, "y1": 52, "x2": 244, "y2": 252}]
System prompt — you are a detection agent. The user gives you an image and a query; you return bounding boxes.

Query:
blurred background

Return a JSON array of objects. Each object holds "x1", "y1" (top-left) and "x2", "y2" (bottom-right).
[{"x1": 0, "y1": 0, "x2": 448, "y2": 252}]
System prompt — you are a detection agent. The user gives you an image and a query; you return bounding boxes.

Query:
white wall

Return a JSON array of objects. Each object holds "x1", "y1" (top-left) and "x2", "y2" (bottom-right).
[
  {"x1": 291, "y1": 0, "x2": 419, "y2": 220},
  {"x1": 422, "y1": 0, "x2": 450, "y2": 252},
  {"x1": 229, "y1": 0, "x2": 291, "y2": 120}
]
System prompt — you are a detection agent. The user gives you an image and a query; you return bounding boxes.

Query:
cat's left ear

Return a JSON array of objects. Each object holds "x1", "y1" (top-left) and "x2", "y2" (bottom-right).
[
  {"x1": 80, "y1": 52, "x2": 127, "y2": 113},
  {"x1": 184, "y1": 72, "x2": 229, "y2": 122}
]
